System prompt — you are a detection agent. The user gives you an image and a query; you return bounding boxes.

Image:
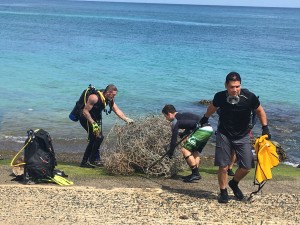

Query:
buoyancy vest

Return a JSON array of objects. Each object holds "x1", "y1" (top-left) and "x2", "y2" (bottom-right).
[{"x1": 69, "y1": 85, "x2": 113, "y2": 122}]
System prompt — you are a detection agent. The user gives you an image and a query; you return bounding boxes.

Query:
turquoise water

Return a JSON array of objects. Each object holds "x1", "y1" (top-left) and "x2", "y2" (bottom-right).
[{"x1": 0, "y1": 0, "x2": 299, "y2": 164}]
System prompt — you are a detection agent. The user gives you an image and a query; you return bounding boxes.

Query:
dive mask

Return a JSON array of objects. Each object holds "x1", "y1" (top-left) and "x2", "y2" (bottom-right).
[{"x1": 226, "y1": 95, "x2": 240, "y2": 105}]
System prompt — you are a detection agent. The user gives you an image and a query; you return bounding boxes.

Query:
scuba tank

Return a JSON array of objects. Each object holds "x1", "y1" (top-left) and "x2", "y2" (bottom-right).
[{"x1": 69, "y1": 84, "x2": 97, "y2": 122}]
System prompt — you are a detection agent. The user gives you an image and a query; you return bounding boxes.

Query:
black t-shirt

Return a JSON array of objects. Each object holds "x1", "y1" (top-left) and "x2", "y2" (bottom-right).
[
  {"x1": 169, "y1": 112, "x2": 200, "y2": 151},
  {"x1": 213, "y1": 89, "x2": 260, "y2": 139}
]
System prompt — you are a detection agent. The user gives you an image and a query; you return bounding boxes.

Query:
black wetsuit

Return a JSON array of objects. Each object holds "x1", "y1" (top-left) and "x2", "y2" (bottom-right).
[
  {"x1": 79, "y1": 93, "x2": 113, "y2": 163},
  {"x1": 169, "y1": 112, "x2": 200, "y2": 152}
]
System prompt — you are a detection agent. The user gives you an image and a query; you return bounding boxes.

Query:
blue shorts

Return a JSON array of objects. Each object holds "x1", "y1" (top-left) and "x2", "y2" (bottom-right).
[{"x1": 214, "y1": 132, "x2": 253, "y2": 169}]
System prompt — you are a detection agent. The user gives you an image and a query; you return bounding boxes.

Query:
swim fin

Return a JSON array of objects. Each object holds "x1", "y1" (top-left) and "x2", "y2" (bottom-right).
[{"x1": 50, "y1": 175, "x2": 74, "y2": 186}]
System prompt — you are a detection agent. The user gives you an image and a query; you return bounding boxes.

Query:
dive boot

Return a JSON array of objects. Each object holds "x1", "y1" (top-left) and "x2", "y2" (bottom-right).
[
  {"x1": 218, "y1": 189, "x2": 229, "y2": 204},
  {"x1": 183, "y1": 173, "x2": 201, "y2": 182},
  {"x1": 90, "y1": 160, "x2": 104, "y2": 167},
  {"x1": 80, "y1": 162, "x2": 95, "y2": 168},
  {"x1": 229, "y1": 179, "x2": 244, "y2": 200}
]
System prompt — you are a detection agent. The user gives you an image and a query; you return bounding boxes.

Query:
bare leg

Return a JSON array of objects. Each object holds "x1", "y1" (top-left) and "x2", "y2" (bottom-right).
[
  {"x1": 181, "y1": 148, "x2": 201, "y2": 182},
  {"x1": 181, "y1": 148, "x2": 197, "y2": 167},
  {"x1": 228, "y1": 151, "x2": 236, "y2": 170},
  {"x1": 218, "y1": 166, "x2": 229, "y2": 189},
  {"x1": 233, "y1": 167, "x2": 250, "y2": 182}
]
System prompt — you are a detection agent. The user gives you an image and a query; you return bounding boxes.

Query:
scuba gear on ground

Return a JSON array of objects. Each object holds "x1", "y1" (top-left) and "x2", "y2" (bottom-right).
[
  {"x1": 92, "y1": 122, "x2": 100, "y2": 136},
  {"x1": 11, "y1": 129, "x2": 73, "y2": 185},
  {"x1": 54, "y1": 169, "x2": 68, "y2": 177},
  {"x1": 49, "y1": 175, "x2": 73, "y2": 186},
  {"x1": 69, "y1": 84, "x2": 113, "y2": 122},
  {"x1": 262, "y1": 125, "x2": 271, "y2": 139},
  {"x1": 24, "y1": 129, "x2": 56, "y2": 181}
]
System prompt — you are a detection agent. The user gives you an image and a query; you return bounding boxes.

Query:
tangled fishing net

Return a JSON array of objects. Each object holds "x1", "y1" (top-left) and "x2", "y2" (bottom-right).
[{"x1": 101, "y1": 115, "x2": 185, "y2": 177}]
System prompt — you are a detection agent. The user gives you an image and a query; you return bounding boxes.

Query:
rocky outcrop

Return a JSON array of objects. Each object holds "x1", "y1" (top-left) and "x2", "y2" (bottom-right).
[{"x1": 199, "y1": 99, "x2": 212, "y2": 105}]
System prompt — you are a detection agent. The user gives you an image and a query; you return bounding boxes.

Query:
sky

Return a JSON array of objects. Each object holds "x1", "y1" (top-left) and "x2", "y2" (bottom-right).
[{"x1": 87, "y1": 0, "x2": 300, "y2": 8}]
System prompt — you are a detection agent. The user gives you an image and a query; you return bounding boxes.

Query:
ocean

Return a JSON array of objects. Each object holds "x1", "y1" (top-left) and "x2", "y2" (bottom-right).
[{"x1": 0, "y1": 0, "x2": 299, "y2": 165}]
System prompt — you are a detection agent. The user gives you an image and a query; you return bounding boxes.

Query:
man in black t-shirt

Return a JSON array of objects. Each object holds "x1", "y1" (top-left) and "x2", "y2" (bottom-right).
[{"x1": 200, "y1": 72, "x2": 271, "y2": 203}]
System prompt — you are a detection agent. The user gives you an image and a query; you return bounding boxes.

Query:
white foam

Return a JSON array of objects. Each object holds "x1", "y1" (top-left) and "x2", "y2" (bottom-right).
[{"x1": 283, "y1": 161, "x2": 299, "y2": 168}]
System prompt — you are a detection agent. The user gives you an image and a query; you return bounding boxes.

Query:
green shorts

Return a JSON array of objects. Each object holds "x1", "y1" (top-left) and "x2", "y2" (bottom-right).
[{"x1": 183, "y1": 126, "x2": 213, "y2": 153}]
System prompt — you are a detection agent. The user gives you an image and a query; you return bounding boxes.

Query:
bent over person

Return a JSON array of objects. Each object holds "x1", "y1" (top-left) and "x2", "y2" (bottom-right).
[
  {"x1": 162, "y1": 104, "x2": 213, "y2": 182},
  {"x1": 80, "y1": 84, "x2": 133, "y2": 168},
  {"x1": 199, "y1": 72, "x2": 271, "y2": 203}
]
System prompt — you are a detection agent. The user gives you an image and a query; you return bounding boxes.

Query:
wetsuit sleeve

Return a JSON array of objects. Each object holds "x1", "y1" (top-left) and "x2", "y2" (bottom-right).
[
  {"x1": 251, "y1": 94, "x2": 260, "y2": 110},
  {"x1": 169, "y1": 120, "x2": 179, "y2": 152},
  {"x1": 212, "y1": 92, "x2": 222, "y2": 107}
]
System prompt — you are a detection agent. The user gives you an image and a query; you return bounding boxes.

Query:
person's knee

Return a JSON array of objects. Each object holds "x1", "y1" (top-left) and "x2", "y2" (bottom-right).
[
  {"x1": 239, "y1": 167, "x2": 251, "y2": 174},
  {"x1": 181, "y1": 147, "x2": 188, "y2": 154},
  {"x1": 95, "y1": 134, "x2": 104, "y2": 144},
  {"x1": 219, "y1": 166, "x2": 228, "y2": 173},
  {"x1": 182, "y1": 148, "x2": 193, "y2": 157}
]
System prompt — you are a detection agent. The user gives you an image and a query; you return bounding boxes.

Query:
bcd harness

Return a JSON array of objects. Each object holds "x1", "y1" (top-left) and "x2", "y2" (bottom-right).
[{"x1": 69, "y1": 85, "x2": 114, "y2": 137}]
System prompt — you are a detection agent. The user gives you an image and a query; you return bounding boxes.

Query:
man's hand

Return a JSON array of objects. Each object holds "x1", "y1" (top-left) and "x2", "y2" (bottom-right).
[
  {"x1": 92, "y1": 122, "x2": 100, "y2": 136},
  {"x1": 178, "y1": 132, "x2": 185, "y2": 139},
  {"x1": 125, "y1": 117, "x2": 134, "y2": 124},
  {"x1": 262, "y1": 125, "x2": 271, "y2": 139},
  {"x1": 199, "y1": 115, "x2": 209, "y2": 127}
]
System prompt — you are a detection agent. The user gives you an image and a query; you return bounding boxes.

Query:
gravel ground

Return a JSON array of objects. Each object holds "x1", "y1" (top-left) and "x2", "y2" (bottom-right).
[
  {"x1": 0, "y1": 165, "x2": 299, "y2": 224},
  {"x1": 0, "y1": 184, "x2": 299, "y2": 225}
]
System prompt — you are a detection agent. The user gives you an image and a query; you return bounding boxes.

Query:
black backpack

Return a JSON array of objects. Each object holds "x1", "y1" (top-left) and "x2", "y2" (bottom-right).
[{"x1": 24, "y1": 129, "x2": 57, "y2": 182}]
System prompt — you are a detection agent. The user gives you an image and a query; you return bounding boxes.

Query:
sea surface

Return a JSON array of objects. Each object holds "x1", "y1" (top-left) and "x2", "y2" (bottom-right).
[{"x1": 0, "y1": 0, "x2": 299, "y2": 165}]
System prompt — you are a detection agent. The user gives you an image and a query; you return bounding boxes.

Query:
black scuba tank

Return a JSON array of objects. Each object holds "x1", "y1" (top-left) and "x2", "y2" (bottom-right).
[{"x1": 69, "y1": 85, "x2": 96, "y2": 122}]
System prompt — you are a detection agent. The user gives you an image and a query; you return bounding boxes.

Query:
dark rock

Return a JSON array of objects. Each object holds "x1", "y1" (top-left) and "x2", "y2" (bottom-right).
[{"x1": 199, "y1": 100, "x2": 212, "y2": 105}]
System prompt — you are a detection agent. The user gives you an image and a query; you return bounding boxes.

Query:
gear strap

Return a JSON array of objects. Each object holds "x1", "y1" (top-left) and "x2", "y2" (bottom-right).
[{"x1": 184, "y1": 154, "x2": 193, "y2": 160}]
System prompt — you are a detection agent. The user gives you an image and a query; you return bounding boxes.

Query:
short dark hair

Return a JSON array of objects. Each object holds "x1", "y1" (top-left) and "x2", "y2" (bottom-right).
[
  {"x1": 225, "y1": 72, "x2": 241, "y2": 84},
  {"x1": 104, "y1": 84, "x2": 118, "y2": 92},
  {"x1": 162, "y1": 104, "x2": 176, "y2": 115}
]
